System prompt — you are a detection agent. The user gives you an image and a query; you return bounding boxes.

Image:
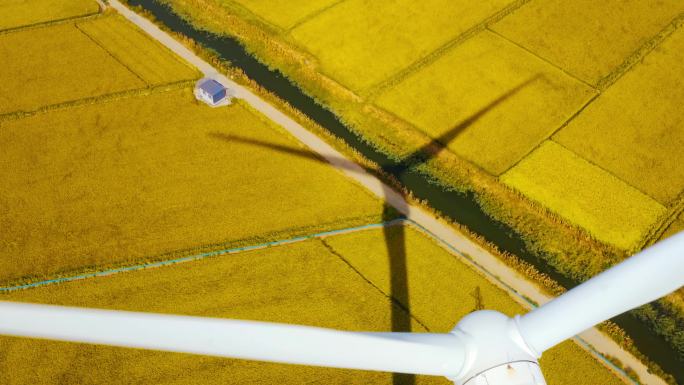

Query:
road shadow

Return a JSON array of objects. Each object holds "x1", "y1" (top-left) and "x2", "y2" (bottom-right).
[{"x1": 207, "y1": 76, "x2": 539, "y2": 385}]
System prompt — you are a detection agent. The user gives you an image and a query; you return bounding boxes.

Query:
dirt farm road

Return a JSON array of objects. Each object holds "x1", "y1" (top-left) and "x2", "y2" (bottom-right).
[{"x1": 107, "y1": 1, "x2": 665, "y2": 384}]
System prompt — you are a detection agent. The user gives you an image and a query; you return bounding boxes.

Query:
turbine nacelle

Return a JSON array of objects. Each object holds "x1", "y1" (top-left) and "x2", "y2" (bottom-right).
[{"x1": 450, "y1": 310, "x2": 545, "y2": 385}]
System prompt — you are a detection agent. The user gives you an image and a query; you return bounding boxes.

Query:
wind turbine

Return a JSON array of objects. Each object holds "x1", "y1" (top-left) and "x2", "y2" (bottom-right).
[{"x1": 1, "y1": 231, "x2": 682, "y2": 385}]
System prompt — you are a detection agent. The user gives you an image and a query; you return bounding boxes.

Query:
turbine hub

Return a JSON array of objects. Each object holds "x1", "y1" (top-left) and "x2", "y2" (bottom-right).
[{"x1": 448, "y1": 310, "x2": 546, "y2": 385}]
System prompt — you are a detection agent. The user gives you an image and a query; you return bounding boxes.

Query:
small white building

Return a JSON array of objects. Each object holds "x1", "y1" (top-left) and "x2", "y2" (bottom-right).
[{"x1": 194, "y1": 78, "x2": 231, "y2": 106}]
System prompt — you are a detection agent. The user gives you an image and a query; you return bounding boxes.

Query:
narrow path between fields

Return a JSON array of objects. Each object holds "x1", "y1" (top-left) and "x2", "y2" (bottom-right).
[
  {"x1": 0, "y1": 220, "x2": 403, "y2": 293},
  {"x1": 104, "y1": 2, "x2": 666, "y2": 384}
]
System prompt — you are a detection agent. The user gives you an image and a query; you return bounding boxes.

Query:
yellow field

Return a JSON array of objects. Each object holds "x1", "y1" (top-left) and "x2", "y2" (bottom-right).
[
  {"x1": 375, "y1": 31, "x2": 595, "y2": 175},
  {"x1": 554, "y1": 28, "x2": 684, "y2": 206},
  {"x1": 77, "y1": 15, "x2": 200, "y2": 85},
  {"x1": 501, "y1": 141, "x2": 666, "y2": 250},
  {"x1": 0, "y1": 22, "x2": 144, "y2": 114},
  {"x1": 289, "y1": 0, "x2": 513, "y2": 92},
  {"x1": 491, "y1": 0, "x2": 684, "y2": 85},
  {"x1": 0, "y1": 0, "x2": 98, "y2": 31},
  {"x1": 0, "y1": 225, "x2": 622, "y2": 385},
  {"x1": 230, "y1": 0, "x2": 339, "y2": 30},
  {"x1": 0, "y1": 240, "x2": 426, "y2": 385},
  {"x1": 0, "y1": 87, "x2": 384, "y2": 285}
]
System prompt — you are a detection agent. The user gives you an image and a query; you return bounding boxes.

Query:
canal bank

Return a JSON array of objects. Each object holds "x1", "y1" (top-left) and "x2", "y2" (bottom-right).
[{"x1": 124, "y1": 1, "x2": 682, "y2": 382}]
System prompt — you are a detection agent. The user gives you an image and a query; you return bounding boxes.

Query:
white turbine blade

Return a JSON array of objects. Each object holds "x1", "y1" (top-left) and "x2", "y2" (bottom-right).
[
  {"x1": 518, "y1": 231, "x2": 684, "y2": 354},
  {"x1": 0, "y1": 301, "x2": 465, "y2": 376}
]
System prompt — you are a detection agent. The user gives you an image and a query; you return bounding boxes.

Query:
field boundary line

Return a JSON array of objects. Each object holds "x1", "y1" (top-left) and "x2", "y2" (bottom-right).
[
  {"x1": 74, "y1": 22, "x2": 150, "y2": 86},
  {"x1": 595, "y1": 11, "x2": 684, "y2": 91},
  {"x1": 318, "y1": 236, "x2": 431, "y2": 332},
  {"x1": 0, "y1": 9, "x2": 102, "y2": 36},
  {"x1": 102, "y1": 2, "x2": 672, "y2": 383},
  {"x1": 0, "y1": 220, "x2": 403, "y2": 293},
  {"x1": 364, "y1": 0, "x2": 530, "y2": 100},
  {"x1": 0, "y1": 80, "x2": 193, "y2": 123},
  {"x1": 486, "y1": 27, "x2": 597, "y2": 90},
  {"x1": 285, "y1": 0, "x2": 349, "y2": 32},
  {"x1": 498, "y1": 91, "x2": 600, "y2": 176}
]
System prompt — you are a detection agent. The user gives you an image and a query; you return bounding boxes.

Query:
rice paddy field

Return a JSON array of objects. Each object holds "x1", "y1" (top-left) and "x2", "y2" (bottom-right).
[
  {"x1": 77, "y1": 15, "x2": 201, "y2": 85},
  {"x1": 500, "y1": 141, "x2": 666, "y2": 251},
  {"x1": 0, "y1": 225, "x2": 623, "y2": 385},
  {"x1": 160, "y1": 0, "x2": 684, "y2": 380},
  {"x1": 1, "y1": 0, "x2": 682, "y2": 384},
  {"x1": 288, "y1": 0, "x2": 514, "y2": 92},
  {"x1": 230, "y1": 0, "x2": 339, "y2": 30},
  {"x1": 0, "y1": 14, "x2": 199, "y2": 115},
  {"x1": 490, "y1": 0, "x2": 684, "y2": 86},
  {"x1": 0, "y1": 0, "x2": 99, "y2": 31},
  {"x1": 0, "y1": 87, "x2": 385, "y2": 286},
  {"x1": 374, "y1": 31, "x2": 595, "y2": 175},
  {"x1": 0, "y1": 22, "x2": 144, "y2": 114}
]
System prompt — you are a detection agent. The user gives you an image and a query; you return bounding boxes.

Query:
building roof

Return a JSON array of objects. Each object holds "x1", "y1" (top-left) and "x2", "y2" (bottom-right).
[{"x1": 198, "y1": 79, "x2": 226, "y2": 96}]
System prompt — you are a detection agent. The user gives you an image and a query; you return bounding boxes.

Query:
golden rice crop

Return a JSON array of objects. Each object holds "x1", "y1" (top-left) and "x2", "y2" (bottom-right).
[
  {"x1": 318, "y1": 225, "x2": 624, "y2": 385},
  {"x1": 77, "y1": 15, "x2": 201, "y2": 85},
  {"x1": 374, "y1": 31, "x2": 595, "y2": 175},
  {"x1": 491, "y1": 0, "x2": 684, "y2": 85},
  {"x1": 0, "y1": 0, "x2": 99, "y2": 31},
  {"x1": 230, "y1": 0, "x2": 339, "y2": 30},
  {"x1": 0, "y1": 239, "x2": 426, "y2": 385},
  {"x1": 0, "y1": 88, "x2": 384, "y2": 285},
  {"x1": 0, "y1": 22, "x2": 144, "y2": 114},
  {"x1": 289, "y1": 0, "x2": 512, "y2": 92},
  {"x1": 0, "y1": 226, "x2": 622, "y2": 385},
  {"x1": 501, "y1": 141, "x2": 666, "y2": 250},
  {"x1": 553, "y1": 27, "x2": 684, "y2": 206}
]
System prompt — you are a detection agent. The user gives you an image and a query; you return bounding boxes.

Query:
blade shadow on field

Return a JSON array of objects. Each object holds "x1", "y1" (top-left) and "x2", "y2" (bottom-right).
[{"x1": 207, "y1": 75, "x2": 540, "y2": 385}]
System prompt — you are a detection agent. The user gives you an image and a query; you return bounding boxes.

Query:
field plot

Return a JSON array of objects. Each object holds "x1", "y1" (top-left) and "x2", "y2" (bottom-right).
[
  {"x1": 0, "y1": 22, "x2": 144, "y2": 114},
  {"x1": 289, "y1": 0, "x2": 514, "y2": 92},
  {"x1": 553, "y1": 28, "x2": 684, "y2": 206},
  {"x1": 0, "y1": 225, "x2": 623, "y2": 385},
  {"x1": 375, "y1": 31, "x2": 595, "y2": 175},
  {"x1": 0, "y1": 88, "x2": 384, "y2": 285},
  {"x1": 0, "y1": 0, "x2": 98, "y2": 31},
  {"x1": 323, "y1": 225, "x2": 624, "y2": 385},
  {"x1": 77, "y1": 15, "x2": 200, "y2": 85},
  {"x1": 501, "y1": 141, "x2": 666, "y2": 250},
  {"x1": 491, "y1": 0, "x2": 684, "y2": 85},
  {"x1": 0, "y1": 240, "x2": 427, "y2": 385},
  {"x1": 230, "y1": 0, "x2": 340, "y2": 30}
]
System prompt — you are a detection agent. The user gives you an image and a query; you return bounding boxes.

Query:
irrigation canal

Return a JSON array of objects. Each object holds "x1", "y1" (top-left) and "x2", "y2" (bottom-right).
[{"x1": 127, "y1": 0, "x2": 682, "y2": 380}]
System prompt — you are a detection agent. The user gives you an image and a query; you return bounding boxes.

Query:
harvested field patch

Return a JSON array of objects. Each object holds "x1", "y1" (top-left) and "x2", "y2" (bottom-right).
[
  {"x1": 491, "y1": 0, "x2": 684, "y2": 85},
  {"x1": 0, "y1": 0, "x2": 98, "y2": 31},
  {"x1": 77, "y1": 15, "x2": 200, "y2": 85},
  {"x1": 0, "y1": 88, "x2": 384, "y2": 285},
  {"x1": 0, "y1": 225, "x2": 623, "y2": 385},
  {"x1": 289, "y1": 0, "x2": 514, "y2": 92},
  {"x1": 230, "y1": 0, "x2": 340, "y2": 30},
  {"x1": 554, "y1": 28, "x2": 684, "y2": 206},
  {"x1": 375, "y1": 31, "x2": 595, "y2": 175},
  {"x1": 0, "y1": 22, "x2": 144, "y2": 114},
  {"x1": 501, "y1": 141, "x2": 666, "y2": 250}
]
